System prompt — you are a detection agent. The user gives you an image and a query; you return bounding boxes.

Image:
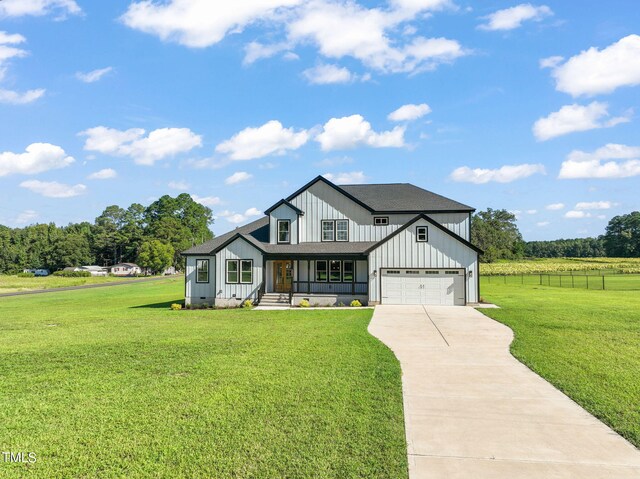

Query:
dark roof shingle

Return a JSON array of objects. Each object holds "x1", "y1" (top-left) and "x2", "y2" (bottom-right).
[{"x1": 340, "y1": 183, "x2": 474, "y2": 212}]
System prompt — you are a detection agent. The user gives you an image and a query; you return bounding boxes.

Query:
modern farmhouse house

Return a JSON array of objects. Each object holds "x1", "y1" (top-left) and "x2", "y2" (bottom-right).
[{"x1": 183, "y1": 176, "x2": 481, "y2": 307}]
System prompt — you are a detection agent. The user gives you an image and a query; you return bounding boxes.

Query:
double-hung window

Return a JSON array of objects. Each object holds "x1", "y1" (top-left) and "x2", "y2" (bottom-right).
[
  {"x1": 336, "y1": 220, "x2": 348, "y2": 242},
  {"x1": 416, "y1": 226, "x2": 428, "y2": 242},
  {"x1": 329, "y1": 260, "x2": 341, "y2": 282},
  {"x1": 342, "y1": 260, "x2": 354, "y2": 282},
  {"x1": 316, "y1": 260, "x2": 328, "y2": 282},
  {"x1": 277, "y1": 220, "x2": 291, "y2": 244},
  {"x1": 196, "y1": 259, "x2": 209, "y2": 283},
  {"x1": 226, "y1": 259, "x2": 254, "y2": 284},
  {"x1": 321, "y1": 221, "x2": 334, "y2": 242}
]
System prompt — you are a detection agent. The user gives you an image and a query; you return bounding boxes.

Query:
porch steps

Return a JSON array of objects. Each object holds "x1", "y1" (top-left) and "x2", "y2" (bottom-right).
[{"x1": 258, "y1": 293, "x2": 291, "y2": 307}]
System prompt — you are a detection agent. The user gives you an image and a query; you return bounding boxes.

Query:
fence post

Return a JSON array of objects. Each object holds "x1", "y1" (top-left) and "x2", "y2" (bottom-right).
[
  {"x1": 560, "y1": 275, "x2": 562, "y2": 287},
  {"x1": 602, "y1": 275, "x2": 605, "y2": 290},
  {"x1": 522, "y1": 273, "x2": 524, "y2": 285},
  {"x1": 504, "y1": 275, "x2": 506, "y2": 284},
  {"x1": 587, "y1": 275, "x2": 589, "y2": 290},
  {"x1": 572, "y1": 275, "x2": 574, "y2": 288},
  {"x1": 539, "y1": 274, "x2": 542, "y2": 285}
]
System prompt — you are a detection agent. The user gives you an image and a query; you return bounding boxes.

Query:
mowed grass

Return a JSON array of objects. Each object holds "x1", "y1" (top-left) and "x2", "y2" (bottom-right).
[
  {"x1": 480, "y1": 282, "x2": 640, "y2": 447},
  {"x1": 0, "y1": 278, "x2": 407, "y2": 478},
  {"x1": 0, "y1": 274, "x2": 150, "y2": 294}
]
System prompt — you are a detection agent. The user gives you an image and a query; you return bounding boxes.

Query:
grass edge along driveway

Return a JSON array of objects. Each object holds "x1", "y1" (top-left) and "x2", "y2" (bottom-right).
[
  {"x1": 480, "y1": 282, "x2": 640, "y2": 449},
  {"x1": 0, "y1": 278, "x2": 408, "y2": 478}
]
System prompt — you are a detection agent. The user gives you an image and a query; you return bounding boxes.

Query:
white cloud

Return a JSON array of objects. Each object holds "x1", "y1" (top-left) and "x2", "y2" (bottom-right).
[
  {"x1": 121, "y1": 0, "x2": 301, "y2": 48},
  {"x1": 549, "y1": 35, "x2": 640, "y2": 97},
  {"x1": 123, "y1": 1, "x2": 467, "y2": 76},
  {"x1": 15, "y1": 210, "x2": 38, "y2": 225},
  {"x1": 526, "y1": 209, "x2": 537, "y2": 215},
  {"x1": 288, "y1": 1, "x2": 467, "y2": 74},
  {"x1": 0, "y1": 32, "x2": 46, "y2": 103},
  {"x1": 216, "y1": 120, "x2": 309, "y2": 160},
  {"x1": 80, "y1": 126, "x2": 202, "y2": 165},
  {"x1": 323, "y1": 171, "x2": 367, "y2": 184},
  {"x1": 0, "y1": 0, "x2": 81, "y2": 18},
  {"x1": 478, "y1": 4, "x2": 552, "y2": 31},
  {"x1": 564, "y1": 210, "x2": 591, "y2": 219},
  {"x1": 536, "y1": 221, "x2": 550, "y2": 227},
  {"x1": 575, "y1": 201, "x2": 616, "y2": 210},
  {"x1": 302, "y1": 64, "x2": 354, "y2": 84},
  {"x1": 388, "y1": 103, "x2": 431, "y2": 122},
  {"x1": 218, "y1": 207, "x2": 262, "y2": 224},
  {"x1": 0, "y1": 88, "x2": 45, "y2": 104},
  {"x1": 20, "y1": 180, "x2": 86, "y2": 198},
  {"x1": 316, "y1": 114, "x2": 405, "y2": 151},
  {"x1": 450, "y1": 163, "x2": 546, "y2": 184},
  {"x1": 168, "y1": 180, "x2": 190, "y2": 190},
  {"x1": 225, "y1": 171, "x2": 253, "y2": 185},
  {"x1": 87, "y1": 168, "x2": 117, "y2": 180},
  {"x1": 545, "y1": 202, "x2": 565, "y2": 210},
  {"x1": 539, "y1": 55, "x2": 563, "y2": 69},
  {"x1": 0, "y1": 143, "x2": 74, "y2": 177},
  {"x1": 533, "y1": 102, "x2": 631, "y2": 141},
  {"x1": 192, "y1": 195, "x2": 222, "y2": 207},
  {"x1": 76, "y1": 67, "x2": 113, "y2": 83},
  {"x1": 558, "y1": 144, "x2": 640, "y2": 179}
]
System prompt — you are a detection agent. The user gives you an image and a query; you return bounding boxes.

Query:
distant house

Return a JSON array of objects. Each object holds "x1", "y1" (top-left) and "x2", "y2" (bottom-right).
[
  {"x1": 110, "y1": 263, "x2": 142, "y2": 276},
  {"x1": 61, "y1": 266, "x2": 107, "y2": 276}
]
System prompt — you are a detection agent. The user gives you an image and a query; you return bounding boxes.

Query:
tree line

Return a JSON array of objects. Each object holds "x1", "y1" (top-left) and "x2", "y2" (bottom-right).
[
  {"x1": 0, "y1": 194, "x2": 214, "y2": 274},
  {"x1": 471, "y1": 209, "x2": 640, "y2": 262}
]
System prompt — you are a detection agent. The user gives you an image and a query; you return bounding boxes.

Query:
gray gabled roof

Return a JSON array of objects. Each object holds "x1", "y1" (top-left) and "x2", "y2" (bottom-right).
[
  {"x1": 182, "y1": 217, "x2": 269, "y2": 255},
  {"x1": 340, "y1": 183, "x2": 474, "y2": 213}
]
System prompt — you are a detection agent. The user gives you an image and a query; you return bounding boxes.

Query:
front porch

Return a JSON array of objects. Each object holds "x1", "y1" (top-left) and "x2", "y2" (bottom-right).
[{"x1": 262, "y1": 257, "x2": 369, "y2": 305}]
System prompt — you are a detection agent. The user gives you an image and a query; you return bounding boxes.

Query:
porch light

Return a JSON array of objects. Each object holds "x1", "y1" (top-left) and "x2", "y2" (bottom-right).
[{"x1": 373, "y1": 270, "x2": 377, "y2": 277}]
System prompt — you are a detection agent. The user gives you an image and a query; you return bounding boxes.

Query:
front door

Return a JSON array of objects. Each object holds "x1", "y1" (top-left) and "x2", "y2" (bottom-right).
[{"x1": 273, "y1": 260, "x2": 293, "y2": 293}]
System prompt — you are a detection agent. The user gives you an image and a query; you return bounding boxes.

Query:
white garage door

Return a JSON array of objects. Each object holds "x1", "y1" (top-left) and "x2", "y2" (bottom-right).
[{"x1": 381, "y1": 269, "x2": 465, "y2": 306}]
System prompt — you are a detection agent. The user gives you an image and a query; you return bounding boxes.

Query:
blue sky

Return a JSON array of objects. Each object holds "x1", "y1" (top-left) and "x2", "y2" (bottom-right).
[{"x1": 0, "y1": 0, "x2": 639, "y2": 240}]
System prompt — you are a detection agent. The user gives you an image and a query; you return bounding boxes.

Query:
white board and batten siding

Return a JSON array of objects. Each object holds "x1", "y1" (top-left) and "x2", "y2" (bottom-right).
[
  {"x1": 185, "y1": 256, "x2": 216, "y2": 305},
  {"x1": 215, "y1": 237, "x2": 263, "y2": 304},
  {"x1": 289, "y1": 180, "x2": 471, "y2": 242},
  {"x1": 269, "y1": 203, "x2": 299, "y2": 244},
  {"x1": 368, "y1": 218, "x2": 478, "y2": 303}
]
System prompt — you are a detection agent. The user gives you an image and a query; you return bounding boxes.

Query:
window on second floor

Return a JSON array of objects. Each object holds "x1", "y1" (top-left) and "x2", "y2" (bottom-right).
[
  {"x1": 277, "y1": 220, "x2": 291, "y2": 244},
  {"x1": 374, "y1": 216, "x2": 389, "y2": 226},
  {"x1": 416, "y1": 226, "x2": 428, "y2": 242},
  {"x1": 321, "y1": 219, "x2": 349, "y2": 242},
  {"x1": 321, "y1": 220, "x2": 334, "y2": 242}
]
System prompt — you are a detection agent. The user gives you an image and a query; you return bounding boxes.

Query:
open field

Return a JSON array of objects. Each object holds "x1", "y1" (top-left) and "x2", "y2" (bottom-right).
[
  {"x1": 480, "y1": 282, "x2": 640, "y2": 448},
  {"x1": 481, "y1": 272, "x2": 640, "y2": 291},
  {"x1": 480, "y1": 257, "x2": 640, "y2": 275},
  {"x1": 0, "y1": 277, "x2": 407, "y2": 478},
  {"x1": 0, "y1": 274, "x2": 157, "y2": 294}
]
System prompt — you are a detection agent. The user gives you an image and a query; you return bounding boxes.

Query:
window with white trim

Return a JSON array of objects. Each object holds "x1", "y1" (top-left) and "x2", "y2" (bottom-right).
[
  {"x1": 277, "y1": 220, "x2": 290, "y2": 244},
  {"x1": 321, "y1": 221, "x2": 334, "y2": 242},
  {"x1": 336, "y1": 220, "x2": 349, "y2": 242},
  {"x1": 226, "y1": 260, "x2": 239, "y2": 284},
  {"x1": 196, "y1": 259, "x2": 209, "y2": 283},
  {"x1": 416, "y1": 226, "x2": 428, "y2": 242},
  {"x1": 316, "y1": 260, "x2": 328, "y2": 282}
]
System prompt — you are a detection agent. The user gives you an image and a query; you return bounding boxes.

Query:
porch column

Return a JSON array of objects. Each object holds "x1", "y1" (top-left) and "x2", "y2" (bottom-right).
[
  {"x1": 352, "y1": 259, "x2": 356, "y2": 295},
  {"x1": 307, "y1": 259, "x2": 311, "y2": 294}
]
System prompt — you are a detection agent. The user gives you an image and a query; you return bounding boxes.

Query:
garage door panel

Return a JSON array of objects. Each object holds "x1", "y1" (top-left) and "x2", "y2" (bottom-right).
[{"x1": 382, "y1": 269, "x2": 464, "y2": 306}]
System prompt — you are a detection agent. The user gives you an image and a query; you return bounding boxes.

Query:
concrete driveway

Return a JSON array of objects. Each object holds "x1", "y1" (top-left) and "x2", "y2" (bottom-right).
[{"x1": 369, "y1": 305, "x2": 640, "y2": 479}]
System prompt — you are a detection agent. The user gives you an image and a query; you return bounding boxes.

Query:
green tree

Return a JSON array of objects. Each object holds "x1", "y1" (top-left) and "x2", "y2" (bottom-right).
[
  {"x1": 603, "y1": 212, "x2": 640, "y2": 257},
  {"x1": 137, "y1": 240, "x2": 174, "y2": 274},
  {"x1": 145, "y1": 194, "x2": 214, "y2": 268},
  {"x1": 93, "y1": 206, "x2": 127, "y2": 266},
  {"x1": 471, "y1": 209, "x2": 524, "y2": 263}
]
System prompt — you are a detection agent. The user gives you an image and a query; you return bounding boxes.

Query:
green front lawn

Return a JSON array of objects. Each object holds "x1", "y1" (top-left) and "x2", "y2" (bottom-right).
[
  {"x1": 0, "y1": 274, "x2": 155, "y2": 294},
  {"x1": 0, "y1": 278, "x2": 407, "y2": 478},
  {"x1": 480, "y1": 282, "x2": 640, "y2": 447}
]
